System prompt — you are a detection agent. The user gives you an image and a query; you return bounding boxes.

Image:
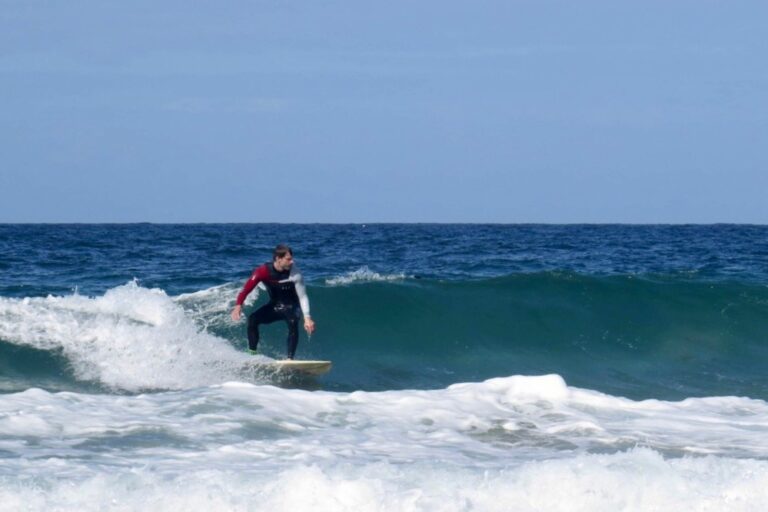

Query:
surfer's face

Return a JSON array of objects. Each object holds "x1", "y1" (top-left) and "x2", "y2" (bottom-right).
[{"x1": 275, "y1": 253, "x2": 294, "y2": 271}]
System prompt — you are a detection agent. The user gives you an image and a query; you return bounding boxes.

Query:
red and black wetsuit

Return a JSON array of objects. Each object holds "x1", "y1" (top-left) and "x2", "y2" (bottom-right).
[{"x1": 236, "y1": 262, "x2": 310, "y2": 359}]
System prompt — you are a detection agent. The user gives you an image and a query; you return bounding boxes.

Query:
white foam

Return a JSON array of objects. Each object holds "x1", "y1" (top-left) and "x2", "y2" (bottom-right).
[
  {"x1": 0, "y1": 449, "x2": 767, "y2": 511},
  {"x1": 174, "y1": 282, "x2": 257, "y2": 329},
  {"x1": 454, "y1": 373, "x2": 571, "y2": 402},
  {"x1": 0, "y1": 281, "x2": 268, "y2": 391},
  {"x1": 1, "y1": 378, "x2": 768, "y2": 510},
  {"x1": 325, "y1": 266, "x2": 407, "y2": 286},
  {"x1": 1, "y1": 376, "x2": 768, "y2": 468}
]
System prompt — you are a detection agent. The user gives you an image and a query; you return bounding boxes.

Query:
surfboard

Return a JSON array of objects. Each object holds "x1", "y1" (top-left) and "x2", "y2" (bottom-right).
[{"x1": 243, "y1": 359, "x2": 332, "y2": 376}]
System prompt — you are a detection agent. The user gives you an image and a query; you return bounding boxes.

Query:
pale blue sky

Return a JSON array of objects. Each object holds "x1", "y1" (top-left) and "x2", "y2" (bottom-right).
[{"x1": 1, "y1": 1, "x2": 766, "y2": 223}]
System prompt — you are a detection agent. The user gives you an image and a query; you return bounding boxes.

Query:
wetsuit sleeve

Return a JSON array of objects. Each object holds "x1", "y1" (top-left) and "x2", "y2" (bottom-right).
[
  {"x1": 291, "y1": 266, "x2": 311, "y2": 317},
  {"x1": 236, "y1": 265, "x2": 268, "y2": 306}
]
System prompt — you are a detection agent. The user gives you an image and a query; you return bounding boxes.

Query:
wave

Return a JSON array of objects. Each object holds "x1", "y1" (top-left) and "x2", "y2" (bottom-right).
[
  {"x1": 3, "y1": 375, "x2": 768, "y2": 462},
  {"x1": 3, "y1": 450, "x2": 767, "y2": 512},
  {"x1": 0, "y1": 281, "x2": 284, "y2": 392},
  {"x1": 306, "y1": 272, "x2": 768, "y2": 398},
  {"x1": 324, "y1": 266, "x2": 408, "y2": 286},
  {"x1": 2, "y1": 273, "x2": 767, "y2": 398},
  {"x1": 1, "y1": 376, "x2": 768, "y2": 510}
]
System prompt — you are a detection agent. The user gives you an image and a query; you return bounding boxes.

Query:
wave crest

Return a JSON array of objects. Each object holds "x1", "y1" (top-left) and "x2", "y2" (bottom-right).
[
  {"x1": 0, "y1": 281, "x2": 271, "y2": 391},
  {"x1": 325, "y1": 266, "x2": 407, "y2": 286}
]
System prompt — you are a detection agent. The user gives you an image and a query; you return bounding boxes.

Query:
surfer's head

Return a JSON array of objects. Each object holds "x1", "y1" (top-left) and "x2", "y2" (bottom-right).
[{"x1": 273, "y1": 244, "x2": 294, "y2": 270}]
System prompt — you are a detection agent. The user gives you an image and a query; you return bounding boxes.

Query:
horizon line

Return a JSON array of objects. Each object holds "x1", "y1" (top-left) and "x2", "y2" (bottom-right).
[{"x1": 1, "y1": 221, "x2": 766, "y2": 227}]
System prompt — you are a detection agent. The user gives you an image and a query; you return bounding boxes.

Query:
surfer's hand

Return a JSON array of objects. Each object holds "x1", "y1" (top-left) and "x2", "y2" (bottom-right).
[
  {"x1": 231, "y1": 305, "x2": 242, "y2": 322},
  {"x1": 304, "y1": 317, "x2": 315, "y2": 335}
]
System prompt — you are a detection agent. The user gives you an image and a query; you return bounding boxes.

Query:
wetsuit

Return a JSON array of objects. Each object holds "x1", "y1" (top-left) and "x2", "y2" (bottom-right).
[{"x1": 235, "y1": 262, "x2": 310, "y2": 359}]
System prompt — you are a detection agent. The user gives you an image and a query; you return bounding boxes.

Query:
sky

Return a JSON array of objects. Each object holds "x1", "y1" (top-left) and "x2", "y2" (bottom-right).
[{"x1": 1, "y1": 1, "x2": 766, "y2": 223}]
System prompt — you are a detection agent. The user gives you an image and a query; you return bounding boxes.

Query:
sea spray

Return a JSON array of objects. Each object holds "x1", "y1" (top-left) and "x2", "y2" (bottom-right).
[{"x1": 0, "y1": 282, "x2": 268, "y2": 391}]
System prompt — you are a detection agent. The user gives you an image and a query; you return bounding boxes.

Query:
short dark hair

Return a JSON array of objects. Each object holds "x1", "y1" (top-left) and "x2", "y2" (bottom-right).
[{"x1": 273, "y1": 244, "x2": 293, "y2": 261}]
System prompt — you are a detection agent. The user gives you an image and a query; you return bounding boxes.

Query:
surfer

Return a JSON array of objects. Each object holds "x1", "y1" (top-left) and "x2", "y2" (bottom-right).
[{"x1": 230, "y1": 244, "x2": 316, "y2": 359}]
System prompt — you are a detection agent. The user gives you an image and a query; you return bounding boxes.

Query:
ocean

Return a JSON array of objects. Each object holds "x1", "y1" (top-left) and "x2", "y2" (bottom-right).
[{"x1": 0, "y1": 223, "x2": 767, "y2": 511}]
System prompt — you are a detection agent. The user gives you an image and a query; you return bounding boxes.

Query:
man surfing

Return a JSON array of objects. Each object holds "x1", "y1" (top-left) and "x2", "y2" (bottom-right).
[{"x1": 231, "y1": 244, "x2": 316, "y2": 360}]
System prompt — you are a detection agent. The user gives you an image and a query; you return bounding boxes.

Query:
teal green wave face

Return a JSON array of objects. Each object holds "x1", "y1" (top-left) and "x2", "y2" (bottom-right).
[
  {"x1": 304, "y1": 275, "x2": 768, "y2": 398},
  {"x1": 3, "y1": 273, "x2": 767, "y2": 400}
]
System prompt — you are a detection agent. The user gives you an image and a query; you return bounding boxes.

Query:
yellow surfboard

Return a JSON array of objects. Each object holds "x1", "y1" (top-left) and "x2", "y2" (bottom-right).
[{"x1": 244, "y1": 359, "x2": 332, "y2": 376}]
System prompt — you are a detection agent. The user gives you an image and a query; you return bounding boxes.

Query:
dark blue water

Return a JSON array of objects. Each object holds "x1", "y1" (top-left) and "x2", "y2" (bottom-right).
[
  {"x1": 3, "y1": 224, "x2": 767, "y2": 296},
  {"x1": 1, "y1": 224, "x2": 767, "y2": 399}
]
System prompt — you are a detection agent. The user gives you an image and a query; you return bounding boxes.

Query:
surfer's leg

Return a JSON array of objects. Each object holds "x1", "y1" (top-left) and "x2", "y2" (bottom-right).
[
  {"x1": 247, "y1": 304, "x2": 281, "y2": 352},
  {"x1": 284, "y1": 308, "x2": 301, "y2": 360}
]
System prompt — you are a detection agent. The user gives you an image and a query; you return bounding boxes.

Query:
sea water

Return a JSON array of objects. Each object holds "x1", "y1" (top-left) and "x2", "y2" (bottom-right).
[{"x1": 1, "y1": 224, "x2": 767, "y2": 511}]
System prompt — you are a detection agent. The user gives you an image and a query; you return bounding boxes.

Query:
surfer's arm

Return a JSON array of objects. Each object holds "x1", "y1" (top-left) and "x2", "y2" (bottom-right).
[
  {"x1": 231, "y1": 266, "x2": 268, "y2": 321},
  {"x1": 292, "y1": 267, "x2": 311, "y2": 317},
  {"x1": 291, "y1": 266, "x2": 315, "y2": 334}
]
